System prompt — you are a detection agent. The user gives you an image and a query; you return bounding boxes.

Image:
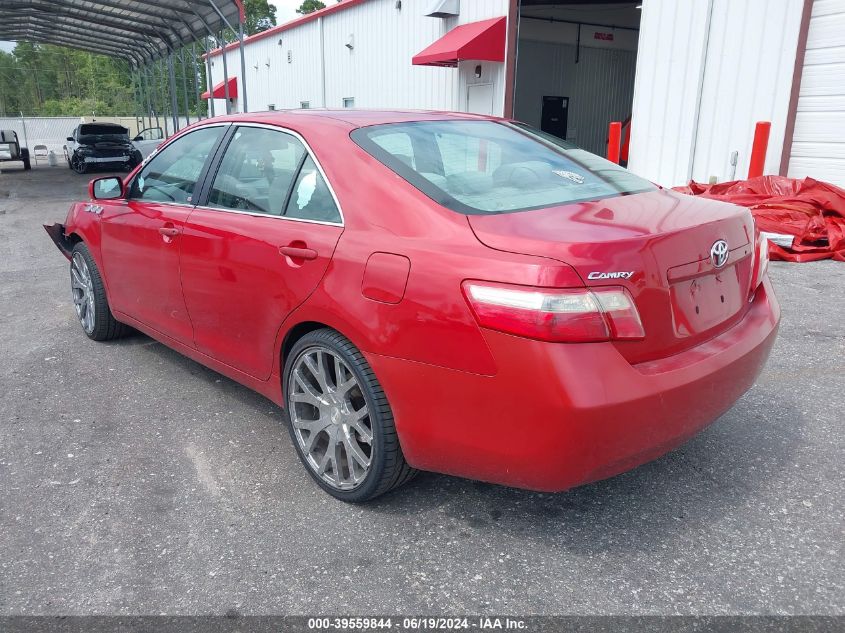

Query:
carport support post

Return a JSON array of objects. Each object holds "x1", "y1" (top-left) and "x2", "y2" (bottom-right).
[
  {"x1": 157, "y1": 60, "x2": 169, "y2": 138},
  {"x1": 130, "y1": 69, "x2": 139, "y2": 127},
  {"x1": 135, "y1": 70, "x2": 144, "y2": 129},
  {"x1": 19, "y1": 111, "x2": 29, "y2": 152},
  {"x1": 207, "y1": 1, "x2": 236, "y2": 113},
  {"x1": 141, "y1": 66, "x2": 148, "y2": 129},
  {"x1": 220, "y1": 31, "x2": 231, "y2": 114},
  {"x1": 238, "y1": 10, "x2": 248, "y2": 113},
  {"x1": 191, "y1": 44, "x2": 204, "y2": 120},
  {"x1": 136, "y1": 68, "x2": 146, "y2": 129},
  {"x1": 168, "y1": 54, "x2": 179, "y2": 134},
  {"x1": 205, "y1": 50, "x2": 216, "y2": 117},
  {"x1": 141, "y1": 65, "x2": 152, "y2": 130},
  {"x1": 178, "y1": 49, "x2": 191, "y2": 127}
]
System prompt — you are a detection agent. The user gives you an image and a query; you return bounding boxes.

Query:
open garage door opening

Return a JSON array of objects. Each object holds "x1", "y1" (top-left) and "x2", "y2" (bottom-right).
[{"x1": 512, "y1": 1, "x2": 641, "y2": 160}]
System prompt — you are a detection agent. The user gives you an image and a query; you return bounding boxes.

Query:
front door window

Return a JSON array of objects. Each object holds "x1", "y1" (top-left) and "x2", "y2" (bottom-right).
[{"x1": 128, "y1": 126, "x2": 223, "y2": 204}]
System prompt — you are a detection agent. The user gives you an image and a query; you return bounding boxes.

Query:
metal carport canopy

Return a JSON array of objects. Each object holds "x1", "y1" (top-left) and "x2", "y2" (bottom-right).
[{"x1": 0, "y1": 0, "x2": 243, "y2": 65}]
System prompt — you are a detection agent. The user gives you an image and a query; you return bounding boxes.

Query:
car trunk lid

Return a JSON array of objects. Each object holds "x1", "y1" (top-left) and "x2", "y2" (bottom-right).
[{"x1": 467, "y1": 188, "x2": 756, "y2": 364}]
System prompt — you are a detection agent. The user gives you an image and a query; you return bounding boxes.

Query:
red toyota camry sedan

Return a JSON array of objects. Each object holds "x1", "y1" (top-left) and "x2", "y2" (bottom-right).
[{"x1": 44, "y1": 110, "x2": 780, "y2": 502}]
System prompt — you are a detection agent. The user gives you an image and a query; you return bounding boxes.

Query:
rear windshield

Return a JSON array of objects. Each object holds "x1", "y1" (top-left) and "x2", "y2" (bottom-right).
[
  {"x1": 350, "y1": 120, "x2": 654, "y2": 215},
  {"x1": 78, "y1": 124, "x2": 129, "y2": 143}
]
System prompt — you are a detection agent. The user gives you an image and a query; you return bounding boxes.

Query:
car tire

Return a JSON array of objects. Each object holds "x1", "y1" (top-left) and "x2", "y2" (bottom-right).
[
  {"x1": 283, "y1": 328, "x2": 417, "y2": 502},
  {"x1": 70, "y1": 242, "x2": 128, "y2": 341},
  {"x1": 71, "y1": 154, "x2": 87, "y2": 174},
  {"x1": 21, "y1": 148, "x2": 31, "y2": 170}
]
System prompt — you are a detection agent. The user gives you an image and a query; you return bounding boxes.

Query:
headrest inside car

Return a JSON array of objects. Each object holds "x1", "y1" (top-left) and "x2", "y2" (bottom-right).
[{"x1": 493, "y1": 161, "x2": 553, "y2": 189}]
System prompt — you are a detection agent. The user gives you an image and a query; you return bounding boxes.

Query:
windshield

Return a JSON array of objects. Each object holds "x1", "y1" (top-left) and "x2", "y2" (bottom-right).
[
  {"x1": 78, "y1": 124, "x2": 129, "y2": 144},
  {"x1": 350, "y1": 120, "x2": 655, "y2": 215}
]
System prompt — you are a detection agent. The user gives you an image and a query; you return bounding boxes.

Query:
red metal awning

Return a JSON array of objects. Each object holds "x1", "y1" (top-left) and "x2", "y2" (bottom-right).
[
  {"x1": 412, "y1": 17, "x2": 507, "y2": 68},
  {"x1": 201, "y1": 77, "x2": 238, "y2": 100}
]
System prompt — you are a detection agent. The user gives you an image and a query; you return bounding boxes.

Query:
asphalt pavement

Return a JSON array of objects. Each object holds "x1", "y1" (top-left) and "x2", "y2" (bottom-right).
[{"x1": 0, "y1": 163, "x2": 843, "y2": 615}]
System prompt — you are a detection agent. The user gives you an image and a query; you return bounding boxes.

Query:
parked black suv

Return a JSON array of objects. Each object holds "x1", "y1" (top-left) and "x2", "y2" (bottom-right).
[{"x1": 64, "y1": 123, "x2": 142, "y2": 174}]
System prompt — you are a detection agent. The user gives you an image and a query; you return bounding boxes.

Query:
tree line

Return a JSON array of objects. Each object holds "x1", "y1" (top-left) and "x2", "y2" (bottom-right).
[{"x1": 0, "y1": 0, "x2": 278, "y2": 117}]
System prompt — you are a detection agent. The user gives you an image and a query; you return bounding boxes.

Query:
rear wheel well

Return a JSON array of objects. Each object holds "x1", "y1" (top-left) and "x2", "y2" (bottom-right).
[
  {"x1": 282, "y1": 321, "x2": 332, "y2": 374},
  {"x1": 67, "y1": 232, "x2": 82, "y2": 246}
]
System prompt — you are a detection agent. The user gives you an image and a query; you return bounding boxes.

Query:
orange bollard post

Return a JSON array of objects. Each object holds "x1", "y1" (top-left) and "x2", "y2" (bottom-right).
[
  {"x1": 607, "y1": 122, "x2": 622, "y2": 164},
  {"x1": 621, "y1": 122, "x2": 631, "y2": 165},
  {"x1": 748, "y1": 121, "x2": 771, "y2": 179}
]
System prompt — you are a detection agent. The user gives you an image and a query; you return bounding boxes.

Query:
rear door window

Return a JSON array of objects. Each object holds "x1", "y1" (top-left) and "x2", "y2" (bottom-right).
[
  {"x1": 284, "y1": 155, "x2": 341, "y2": 224},
  {"x1": 207, "y1": 126, "x2": 306, "y2": 216}
]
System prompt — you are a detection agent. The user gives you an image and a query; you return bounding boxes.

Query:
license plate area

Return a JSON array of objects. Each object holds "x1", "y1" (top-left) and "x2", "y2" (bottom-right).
[
  {"x1": 86, "y1": 156, "x2": 129, "y2": 163},
  {"x1": 669, "y1": 266, "x2": 745, "y2": 337}
]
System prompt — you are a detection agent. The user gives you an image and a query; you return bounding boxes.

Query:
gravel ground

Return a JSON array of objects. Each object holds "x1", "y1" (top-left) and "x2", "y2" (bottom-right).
[{"x1": 0, "y1": 164, "x2": 843, "y2": 616}]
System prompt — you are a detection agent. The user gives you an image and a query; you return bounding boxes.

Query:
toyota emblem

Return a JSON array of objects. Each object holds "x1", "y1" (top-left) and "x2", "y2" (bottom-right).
[{"x1": 710, "y1": 240, "x2": 729, "y2": 268}]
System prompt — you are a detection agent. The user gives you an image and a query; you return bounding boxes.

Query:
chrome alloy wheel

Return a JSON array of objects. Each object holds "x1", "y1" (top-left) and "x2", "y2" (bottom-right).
[
  {"x1": 71, "y1": 252, "x2": 95, "y2": 334},
  {"x1": 288, "y1": 346, "x2": 374, "y2": 490}
]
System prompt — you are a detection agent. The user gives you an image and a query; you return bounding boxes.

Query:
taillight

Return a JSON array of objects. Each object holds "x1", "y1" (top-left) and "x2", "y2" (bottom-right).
[
  {"x1": 462, "y1": 281, "x2": 645, "y2": 343},
  {"x1": 750, "y1": 232, "x2": 769, "y2": 296}
]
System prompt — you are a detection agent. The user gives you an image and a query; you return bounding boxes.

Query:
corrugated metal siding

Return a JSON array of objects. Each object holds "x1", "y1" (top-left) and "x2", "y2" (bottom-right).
[
  {"x1": 513, "y1": 41, "x2": 636, "y2": 155},
  {"x1": 210, "y1": 0, "x2": 509, "y2": 116},
  {"x1": 629, "y1": 0, "x2": 804, "y2": 187},
  {"x1": 209, "y1": 19, "x2": 322, "y2": 112},
  {"x1": 788, "y1": 0, "x2": 845, "y2": 186},
  {"x1": 321, "y1": 1, "x2": 457, "y2": 111},
  {"x1": 692, "y1": 0, "x2": 803, "y2": 183},
  {"x1": 627, "y1": 0, "x2": 712, "y2": 186}
]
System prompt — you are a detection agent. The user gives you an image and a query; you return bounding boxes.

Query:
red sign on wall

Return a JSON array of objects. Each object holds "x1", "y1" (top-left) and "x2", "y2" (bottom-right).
[{"x1": 594, "y1": 32, "x2": 614, "y2": 41}]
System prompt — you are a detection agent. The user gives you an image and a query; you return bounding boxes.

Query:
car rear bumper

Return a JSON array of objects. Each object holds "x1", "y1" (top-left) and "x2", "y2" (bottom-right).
[{"x1": 366, "y1": 278, "x2": 780, "y2": 492}]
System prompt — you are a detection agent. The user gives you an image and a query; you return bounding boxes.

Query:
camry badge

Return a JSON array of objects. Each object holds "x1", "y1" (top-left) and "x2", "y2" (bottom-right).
[
  {"x1": 710, "y1": 240, "x2": 729, "y2": 268},
  {"x1": 587, "y1": 271, "x2": 634, "y2": 280}
]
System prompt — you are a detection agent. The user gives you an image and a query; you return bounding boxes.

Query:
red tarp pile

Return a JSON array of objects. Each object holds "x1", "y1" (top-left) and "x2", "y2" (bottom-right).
[{"x1": 674, "y1": 176, "x2": 845, "y2": 262}]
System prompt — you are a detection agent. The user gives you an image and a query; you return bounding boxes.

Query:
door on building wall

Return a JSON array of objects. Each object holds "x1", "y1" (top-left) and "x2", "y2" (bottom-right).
[
  {"x1": 467, "y1": 84, "x2": 494, "y2": 116},
  {"x1": 541, "y1": 96, "x2": 569, "y2": 140}
]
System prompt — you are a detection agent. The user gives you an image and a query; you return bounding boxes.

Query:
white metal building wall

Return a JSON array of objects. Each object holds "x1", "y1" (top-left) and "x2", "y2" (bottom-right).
[
  {"x1": 209, "y1": 0, "x2": 510, "y2": 117},
  {"x1": 629, "y1": 0, "x2": 805, "y2": 187},
  {"x1": 213, "y1": 18, "x2": 323, "y2": 112},
  {"x1": 626, "y1": 1, "x2": 712, "y2": 186},
  {"x1": 692, "y1": 0, "x2": 804, "y2": 184},
  {"x1": 787, "y1": 0, "x2": 845, "y2": 187}
]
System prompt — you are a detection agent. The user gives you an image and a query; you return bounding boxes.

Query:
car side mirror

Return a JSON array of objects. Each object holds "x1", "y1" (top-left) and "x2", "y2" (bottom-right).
[
  {"x1": 89, "y1": 176, "x2": 124, "y2": 200},
  {"x1": 66, "y1": 136, "x2": 74, "y2": 142},
  {"x1": 133, "y1": 135, "x2": 143, "y2": 141}
]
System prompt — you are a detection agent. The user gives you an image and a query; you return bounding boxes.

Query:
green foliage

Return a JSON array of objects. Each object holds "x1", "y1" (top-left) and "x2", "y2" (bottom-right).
[
  {"x1": 297, "y1": 0, "x2": 327, "y2": 15},
  {"x1": 244, "y1": 0, "x2": 277, "y2": 34},
  {"x1": 0, "y1": 43, "x2": 136, "y2": 116},
  {"x1": 0, "y1": 0, "x2": 274, "y2": 117}
]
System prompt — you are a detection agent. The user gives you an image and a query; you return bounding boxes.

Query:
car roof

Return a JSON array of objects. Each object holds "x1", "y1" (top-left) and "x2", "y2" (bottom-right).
[{"x1": 201, "y1": 109, "x2": 501, "y2": 131}]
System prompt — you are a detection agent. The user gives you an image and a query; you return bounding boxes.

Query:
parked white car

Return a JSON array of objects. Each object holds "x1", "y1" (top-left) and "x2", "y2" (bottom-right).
[{"x1": 131, "y1": 127, "x2": 165, "y2": 159}]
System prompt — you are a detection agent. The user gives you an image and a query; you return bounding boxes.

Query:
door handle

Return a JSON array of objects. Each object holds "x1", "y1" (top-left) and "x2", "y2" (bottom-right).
[
  {"x1": 158, "y1": 226, "x2": 181, "y2": 237},
  {"x1": 279, "y1": 245, "x2": 318, "y2": 261}
]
